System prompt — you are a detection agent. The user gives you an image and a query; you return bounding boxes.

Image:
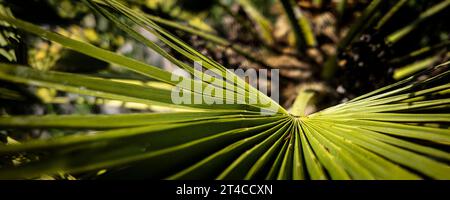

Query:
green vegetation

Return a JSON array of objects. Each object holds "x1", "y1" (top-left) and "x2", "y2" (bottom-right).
[{"x1": 0, "y1": 0, "x2": 448, "y2": 179}]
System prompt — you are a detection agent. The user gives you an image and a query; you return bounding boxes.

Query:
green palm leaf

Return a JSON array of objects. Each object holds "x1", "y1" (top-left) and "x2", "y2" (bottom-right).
[{"x1": 0, "y1": 0, "x2": 449, "y2": 180}]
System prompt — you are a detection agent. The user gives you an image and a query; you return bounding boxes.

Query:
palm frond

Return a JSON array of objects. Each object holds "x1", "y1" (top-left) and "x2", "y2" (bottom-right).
[{"x1": 0, "y1": 0, "x2": 449, "y2": 180}]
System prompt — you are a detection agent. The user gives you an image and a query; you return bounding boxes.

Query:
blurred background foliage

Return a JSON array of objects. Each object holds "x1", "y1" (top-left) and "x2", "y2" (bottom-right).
[{"x1": 0, "y1": 0, "x2": 449, "y2": 112}]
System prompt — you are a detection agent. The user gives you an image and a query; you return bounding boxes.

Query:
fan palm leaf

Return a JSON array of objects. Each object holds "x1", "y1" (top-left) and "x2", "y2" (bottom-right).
[{"x1": 0, "y1": 0, "x2": 449, "y2": 180}]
